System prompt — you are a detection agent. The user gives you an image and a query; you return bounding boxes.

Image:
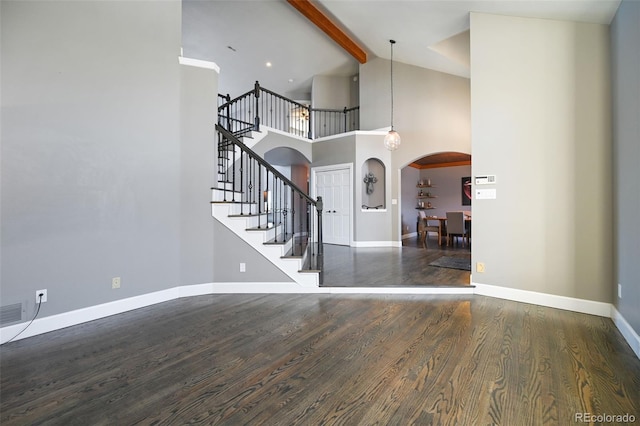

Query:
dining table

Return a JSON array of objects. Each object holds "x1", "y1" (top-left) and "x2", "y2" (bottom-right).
[{"x1": 421, "y1": 214, "x2": 472, "y2": 246}]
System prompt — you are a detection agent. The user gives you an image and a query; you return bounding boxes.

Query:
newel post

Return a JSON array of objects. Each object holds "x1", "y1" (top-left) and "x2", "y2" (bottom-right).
[
  {"x1": 343, "y1": 106, "x2": 348, "y2": 133},
  {"x1": 316, "y1": 196, "x2": 324, "y2": 284},
  {"x1": 225, "y1": 94, "x2": 231, "y2": 130},
  {"x1": 316, "y1": 196, "x2": 323, "y2": 256}
]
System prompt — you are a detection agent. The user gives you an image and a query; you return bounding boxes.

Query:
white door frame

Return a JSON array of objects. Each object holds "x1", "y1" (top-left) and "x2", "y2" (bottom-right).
[{"x1": 310, "y1": 163, "x2": 354, "y2": 247}]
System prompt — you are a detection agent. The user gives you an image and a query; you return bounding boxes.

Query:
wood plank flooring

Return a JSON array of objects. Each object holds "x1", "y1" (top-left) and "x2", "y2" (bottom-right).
[
  {"x1": 2, "y1": 294, "x2": 638, "y2": 425},
  {"x1": 322, "y1": 236, "x2": 471, "y2": 287}
]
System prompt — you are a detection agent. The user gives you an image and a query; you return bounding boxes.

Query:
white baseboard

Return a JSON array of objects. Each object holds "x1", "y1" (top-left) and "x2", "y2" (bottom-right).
[
  {"x1": 0, "y1": 282, "x2": 474, "y2": 343},
  {"x1": 3, "y1": 280, "x2": 637, "y2": 363},
  {"x1": 352, "y1": 240, "x2": 402, "y2": 248},
  {"x1": 325, "y1": 286, "x2": 474, "y2": 295},
  {"x1": 473, "y1": 282, "x2": 612, "y2": 317},
  {"x1": 611, "y1": 306, "x2": 640, "y2": 359},
  {"x1": 402, "y1": 232, "x2": 418, "y2": 240},
  {"x1": 206, "y1": 282, "x2": 322, "y2": 294},
  {"x1": 0, "y1": 288, "x2": 179, "y2": 344}
]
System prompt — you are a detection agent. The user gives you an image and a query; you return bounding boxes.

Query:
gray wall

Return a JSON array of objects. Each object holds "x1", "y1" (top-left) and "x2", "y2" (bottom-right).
[
  {"x1": 252, "y1": 132, "x2": 312, "y2": 164},
  {"x1": 311, "y1": 75, "x2": 354, "y2": 109},
  {"x1": 418, "y1": 165, "x2": 472, "y2": 219},
  {"x1": 0, "y1": 1, "x2": 217, "y2": 321},
  {"x1": 312, "y1": 136, "x2": 356, "y2": 169},
  {"x1": 212, "y1": 220, "x2": 292, "y2": 283},
  {"x1": 401, "y1": 166, "x2": 420, "y2": 236},
  {"x1": 470, "y1": 13, "x2": 612, "y2": 302},
  {"x1": 180, "y1": 64, "x2": 217, "y2": 286},
  {"x1": 611, "y1": 0, "x2": 640, "y2": 334}
]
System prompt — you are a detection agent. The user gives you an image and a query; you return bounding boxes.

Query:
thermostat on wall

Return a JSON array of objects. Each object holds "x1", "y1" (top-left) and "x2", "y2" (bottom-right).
[{"x1": 475, "y1": 175, "x2": 496, "y2": 185}]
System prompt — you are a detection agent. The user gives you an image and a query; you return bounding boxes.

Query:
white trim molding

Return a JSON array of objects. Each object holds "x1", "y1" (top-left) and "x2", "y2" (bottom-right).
[
  {"x1": 611, "y1": 306, "x2": 640, "y2": 359},
  {"x1": 352, "y1": 240, "x2": 402, "y2": 248},
  {"x1": 473, "y1": 282, "x2": 612, "y2": 317},
  {"x1": 0, "y1": 288, "x2": 179, "y2": 344},
  {"x1": 0, "y1": 282, "x2": 473, "y2": 344},
  {"x1": 2, "y1": 280, "x2": 637, "y2": 362},
  {"x1": 178, "y1": 56, "x2": 220, "y2": 73}
]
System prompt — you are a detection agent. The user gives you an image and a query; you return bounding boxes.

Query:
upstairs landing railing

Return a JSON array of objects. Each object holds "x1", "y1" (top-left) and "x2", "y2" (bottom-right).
[
  {"x1": 215, "y1": 124, "x2": 324, "y2": 283},
  {"x1": 218, "y1": 81, "x2": 359, "y2": 140}
]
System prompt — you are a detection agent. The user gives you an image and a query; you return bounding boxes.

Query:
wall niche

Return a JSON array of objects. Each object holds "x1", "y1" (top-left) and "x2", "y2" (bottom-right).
[{"x1": 361, "y1": 158, "x2": 385, "y2": 210}]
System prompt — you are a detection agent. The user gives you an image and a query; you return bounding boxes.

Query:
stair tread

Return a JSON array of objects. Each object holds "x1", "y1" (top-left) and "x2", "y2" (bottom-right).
[
  {"x1": 264, "y1": 233, "x2": 292, "y2": 245},
  {"x1": 211, "y1": 187, "x2": 242, "y2": 193},
  {"x1": 211, "y1": 201, "x2": 256, "y2": 204},
  {"x1": 228, "y1": 211, "x2": 265, "y2": 216},
  {"x1": 246, "y1": 223, "x2": 278, "y2": 231}
]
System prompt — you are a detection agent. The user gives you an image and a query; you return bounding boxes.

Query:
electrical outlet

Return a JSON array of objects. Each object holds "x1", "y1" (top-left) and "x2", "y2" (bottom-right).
[
  {"x1": 476, "y1": 262, "x2": 485, "y2": 273},
  {"x1": 112, "y1": 277, "x2": 121, "y2": 289},
  {"x1": 618, "y1": 283, "x2": 622, "y2": 299},
  {"x1": 240, "y1": 263, "x2": 246, "y2": 273},
  {"x1": 36, "y1": 289, "x2": 48, "y2": 303}
]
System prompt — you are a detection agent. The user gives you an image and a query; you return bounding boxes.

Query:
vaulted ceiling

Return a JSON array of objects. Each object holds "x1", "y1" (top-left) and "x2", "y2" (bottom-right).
[
  {"x1": 182, "y1": 0, "x2": 620, "y2": 167},
  {"x1": 182, "y1": 0, "x2": 620, "y2": 98}
]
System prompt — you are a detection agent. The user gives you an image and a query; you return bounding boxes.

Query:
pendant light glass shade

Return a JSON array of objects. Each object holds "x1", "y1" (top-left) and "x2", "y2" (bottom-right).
[
  {"x1": 385, "y1": 39, "x2": 400, "y2": 151},
  {"x1": 384, "y1": 130, "x2": 401, "y2": 150}
]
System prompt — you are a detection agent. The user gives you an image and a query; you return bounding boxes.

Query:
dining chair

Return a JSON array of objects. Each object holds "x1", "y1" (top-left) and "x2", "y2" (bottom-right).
[
  {"x1": 419, "y1": 210, "x2": 441, "y2": 248},
  {"x1": 446, "y1": 211, "x2": 469, "y2": 247}
]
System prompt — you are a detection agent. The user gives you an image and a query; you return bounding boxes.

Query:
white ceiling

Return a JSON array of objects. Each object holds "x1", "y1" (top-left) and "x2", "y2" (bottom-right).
[{"x1": 182, "y1": 0, "x2": 621, "y2": 99}]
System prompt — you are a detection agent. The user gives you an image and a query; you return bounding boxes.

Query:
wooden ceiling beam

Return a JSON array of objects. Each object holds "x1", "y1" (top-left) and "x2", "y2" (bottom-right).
[{"x1": 287, "y1": 0, "x2": 367, "y2": 64}]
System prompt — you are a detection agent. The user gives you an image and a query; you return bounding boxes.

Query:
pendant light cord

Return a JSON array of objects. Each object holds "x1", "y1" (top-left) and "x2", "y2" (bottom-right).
[{"x1": 390, "y1": 40, "x2": 395, "y2": 131}]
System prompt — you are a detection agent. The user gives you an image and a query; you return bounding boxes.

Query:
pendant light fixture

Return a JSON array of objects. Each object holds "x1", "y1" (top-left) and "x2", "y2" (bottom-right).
[{"x1": 383, "y1": 39, "x2": 401, "y2": 151}]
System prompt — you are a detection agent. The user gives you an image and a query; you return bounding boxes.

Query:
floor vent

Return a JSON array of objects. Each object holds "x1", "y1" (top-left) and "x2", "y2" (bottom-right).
[{"x1": 0, "y1": 303, "x2": 23, "y2": 325}]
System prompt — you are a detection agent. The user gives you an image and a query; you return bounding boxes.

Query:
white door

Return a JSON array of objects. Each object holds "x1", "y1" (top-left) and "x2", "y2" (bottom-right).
[{"x1": 315, "y1": 168, "x2": 350, "y2": 246}]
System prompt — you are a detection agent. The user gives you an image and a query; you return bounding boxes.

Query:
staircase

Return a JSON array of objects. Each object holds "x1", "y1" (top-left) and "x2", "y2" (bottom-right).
[{"x1": 211, "y1": 124, "x2": 324, "y2": 286}]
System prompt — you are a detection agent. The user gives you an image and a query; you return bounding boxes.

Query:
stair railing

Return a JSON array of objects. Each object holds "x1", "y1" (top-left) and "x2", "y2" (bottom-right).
[
  {"x1": 217, "y1": 81, "x2": 359, "y2": 140},
  {"x1": 311, "y1": 106, "x2": 360, "y2": 139},
  {"x1": 216, "y1": 124, "x2": 324, "y2": 283}
]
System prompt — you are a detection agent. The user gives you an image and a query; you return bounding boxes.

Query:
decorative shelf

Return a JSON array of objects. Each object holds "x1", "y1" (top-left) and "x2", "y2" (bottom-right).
[
  {"x1": 417, "y1": 184, "x2": 436, "y2": 188},
  {"x1": 417, "y1": 195, "x2": 437, "y2": 199},
  {"x1": 416, "y1": 207, "x2": 435, "y2": 210}
]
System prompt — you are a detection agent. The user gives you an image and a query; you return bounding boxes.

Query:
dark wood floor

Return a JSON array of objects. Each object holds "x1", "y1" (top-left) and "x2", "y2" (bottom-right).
[
  {"x1": 2, "y1": 294, "x2": 639, "y2": 425},
  {"x1": 322, "y1": 235, "x2": 471, "y2": 287}
]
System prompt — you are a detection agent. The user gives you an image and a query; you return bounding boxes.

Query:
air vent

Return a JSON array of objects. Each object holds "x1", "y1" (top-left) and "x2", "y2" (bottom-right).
[{"x1": 0, "y1": 303, "x2": 23, "y2": 325}]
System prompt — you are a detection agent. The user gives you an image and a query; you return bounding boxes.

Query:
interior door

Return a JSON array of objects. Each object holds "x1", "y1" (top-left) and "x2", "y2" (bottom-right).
[{"x1": 315, "y1": 168, "x2": 350, "y2": 246}]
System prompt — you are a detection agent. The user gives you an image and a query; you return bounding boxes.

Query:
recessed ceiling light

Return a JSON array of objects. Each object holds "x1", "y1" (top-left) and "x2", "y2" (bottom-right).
[{"x1": 266, "y1": 62, "x2": 272, "y2": 68}]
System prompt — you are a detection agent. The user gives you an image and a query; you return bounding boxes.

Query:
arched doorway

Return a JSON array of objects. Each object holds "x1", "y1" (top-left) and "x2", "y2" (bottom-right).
[{"x1": 400, "y1": 151, "x2": 472, "y2": 285}]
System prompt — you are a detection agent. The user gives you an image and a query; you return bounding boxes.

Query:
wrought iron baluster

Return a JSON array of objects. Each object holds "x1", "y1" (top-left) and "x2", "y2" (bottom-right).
[
  {"x1": 264, "y1": 169, "x2": 269, "y2": 229},
  {"x1": 274, "y1": 176, "x2": 279, "y2": 242},
  {"x1": 258, "y1": 163, "x2": 262, "y2": 226},
  {"x1": 283, "y1": 184, "x2": 288, "y2": 240},
  {"x1": 239, "y1": 149, "x2": 243, "y2": 204},
  {"x1": 291, "y1": 191, "x2": 296, "y2": 256}
]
